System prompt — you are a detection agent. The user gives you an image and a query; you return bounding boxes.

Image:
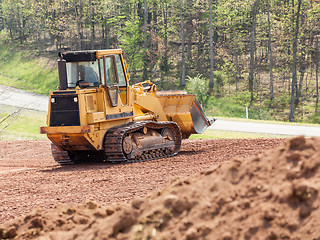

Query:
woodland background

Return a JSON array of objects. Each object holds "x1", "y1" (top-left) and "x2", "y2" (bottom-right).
[{"x1": 0, "y1": 0, "x2": 320, "y2": 122}]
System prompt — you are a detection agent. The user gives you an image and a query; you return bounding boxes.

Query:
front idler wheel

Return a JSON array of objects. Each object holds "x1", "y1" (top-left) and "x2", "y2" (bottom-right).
[{"x1": 122, "y1": 135, "x2": 135, "y2": 160}]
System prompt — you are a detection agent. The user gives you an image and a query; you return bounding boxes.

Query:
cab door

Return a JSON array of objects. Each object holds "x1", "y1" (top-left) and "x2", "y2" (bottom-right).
[
  {"x1": 115, "y1": 54, "x2": 128, "y2": 105},
  {"x1": 99, "y1": 54, "x2": 134, "y2": 122},
  {"x1": 100, "y1": 55, "x2": 119, "y2": 107}
]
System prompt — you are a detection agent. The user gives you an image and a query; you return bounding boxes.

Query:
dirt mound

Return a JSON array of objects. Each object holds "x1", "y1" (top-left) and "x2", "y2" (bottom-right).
[{"x1": 1, "y1": 136, "x2": 320, "y2": 239}]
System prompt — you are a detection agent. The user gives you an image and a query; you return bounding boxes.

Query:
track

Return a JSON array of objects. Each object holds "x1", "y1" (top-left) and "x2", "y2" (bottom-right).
[
  {"x1": 104, "y1": 121, "x2": 181, "y2": 163},
  {"x1": 51, "y1": 121, "x2": 182, "y2": 165},
  {"x1": 0, "y1": 138, "x2": 285, "y2": 224}
]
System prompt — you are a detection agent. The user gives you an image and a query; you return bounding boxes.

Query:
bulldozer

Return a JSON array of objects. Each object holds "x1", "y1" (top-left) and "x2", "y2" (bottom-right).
[{"x1": 40, "y1": 49, "x2": 214, "y2": 164}]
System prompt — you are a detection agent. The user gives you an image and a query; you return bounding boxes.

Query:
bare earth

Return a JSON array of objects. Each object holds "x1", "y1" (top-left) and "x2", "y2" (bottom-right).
[{"x1": 0, "y1": 138, "x2": 284, "y2": 226}]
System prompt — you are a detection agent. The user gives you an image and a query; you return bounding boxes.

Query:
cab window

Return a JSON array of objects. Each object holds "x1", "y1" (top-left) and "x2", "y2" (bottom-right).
[
  {"x1": 66, "y1": 61, "x2": 100, "y2": 87},
  {"x1": 115, "y1": 55, "x2": 127, "y2": 87},
  {"x1": 104, "y1": 57, "x2": 118, "y2": 85}
]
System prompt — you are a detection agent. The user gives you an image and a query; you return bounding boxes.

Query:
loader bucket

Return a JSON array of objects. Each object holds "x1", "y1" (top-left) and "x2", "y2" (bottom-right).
[
  {"x1": 191, "y1": 99, "x2": 212, "y2": 134},
  {"x1": 157, "y1": 91, "x2": 215, "y2": 138}
]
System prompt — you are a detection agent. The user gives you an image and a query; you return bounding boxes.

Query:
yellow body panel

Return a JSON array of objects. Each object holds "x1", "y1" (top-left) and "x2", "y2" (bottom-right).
[
  {"x1": 40, "y1": 125, "x2": 93, "y2": 134},
  {"x1": 157, "y1": 94, "x2": 196, "y2": 136},
  {"x1": 95, "y1": 49, "x2": 123, "y2": 59}
]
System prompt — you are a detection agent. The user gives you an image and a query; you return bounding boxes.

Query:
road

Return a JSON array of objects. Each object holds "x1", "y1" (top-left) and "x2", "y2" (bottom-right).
[
  {"x1": 1, "y1": 84, "x2": 320, "y2": 137},
  {"x1": 210, "y1": 119, "x2": 320, "y2": 137},
  {"x1": 0, "y1": 85, "x2": 48, "y2": 112}
]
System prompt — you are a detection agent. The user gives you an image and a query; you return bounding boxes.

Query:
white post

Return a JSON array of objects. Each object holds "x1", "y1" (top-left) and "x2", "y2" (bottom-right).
[{"x1": 246, "y1": 107, "x2": 249, "y2": 119}]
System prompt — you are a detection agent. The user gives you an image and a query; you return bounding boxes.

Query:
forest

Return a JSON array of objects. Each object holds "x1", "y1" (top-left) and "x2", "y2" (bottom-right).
[{"x1": 0, "y1": 0, "x2": 320, "y2": 123}]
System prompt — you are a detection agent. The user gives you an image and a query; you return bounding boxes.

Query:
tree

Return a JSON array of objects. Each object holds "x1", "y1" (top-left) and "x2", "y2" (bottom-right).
[
  {"x1": 209, "y1": 0, "x2": 214, "y2": 89},
  {"x1": 315, "y1": 36, "x2": 319, "y2": 113},
  {"x1": 142, "y1": 0, "x2": 148, "y2": 80},
  {"x1": 73, "y1": 0, "x2": 83, "y2": 50},
  {"x1": 159, "y1": 0, "x2": 169, "y2": 89},
  {"x1": 296, "y1": 5, "x2": 306, "y2": 105},
  {"x1": 45, "y1": 0, "x2": 71, "y2": 51},
  {"x1": 1, "y1": 0, "x2": 320, "y2": 123},
  {"x1": 0, "y1": 0, "x2": 4, "y2": 31},
  {"x1": 179, "y1": 0, "x2": 185, "y2": 87},
  {"x1": 248, "y1": 0, "x2": 259, "y2": 103},
  {"x1": 289, "y1": 0, "x2": 302, "y2": 122},
  {"x1": 2, "y1": 0, "x2": 27, "y2": 42},
  {"x1": 267, "y1": 0, "x2": 274, "y2": 100}
]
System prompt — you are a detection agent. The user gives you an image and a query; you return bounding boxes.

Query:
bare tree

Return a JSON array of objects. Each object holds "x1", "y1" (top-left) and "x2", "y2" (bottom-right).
[
  {"x1": 160, "y1": 0, "x2": 169, "y2": 90},
  {"x1": 0, "y1": 0, "x2": 3, "y2": 31},
  {"x1": 73, "y1": 0, "x2": 83, "y2": 50},
  {"x1": 209, "y1": 0, "x2": 214, "y2": 89},
  {"x1": 297, "y1": 11, "x2": 306, "y2": 105},
  {"x1": 143, "y1": 0, "x2": 148, "y2": 80},
  {"x1": 179, "y1": 0, "x2": 186, "y2": 87},
  {"x1": 89, "y1": 0, "x2": 95, "y2": 50},
  {"x1": 316, "y1": 36, "x2": 319, "y2": 113},
  {"x1": 289, "y1": 0, "x2": 302, "y2": 122},
  {"x1": 0, "y1": 108, "x2": 22, "y2": 134},
  {"x1": 248, "y1": 0, "x2": 259, "y2": 104},
  {"x1": 267, "y1": 0, "x2": 274, "y2": 100}
]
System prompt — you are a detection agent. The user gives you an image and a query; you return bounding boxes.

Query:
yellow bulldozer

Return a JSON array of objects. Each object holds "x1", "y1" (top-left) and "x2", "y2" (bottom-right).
[{"x1": 40, "y1": 49, "x2": 214, "y2": 164}]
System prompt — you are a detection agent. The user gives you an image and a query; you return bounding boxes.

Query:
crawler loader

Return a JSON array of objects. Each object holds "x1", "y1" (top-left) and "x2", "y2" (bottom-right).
[{"x1": 40, "y1": 49, "x2": 214, "y2": 164}]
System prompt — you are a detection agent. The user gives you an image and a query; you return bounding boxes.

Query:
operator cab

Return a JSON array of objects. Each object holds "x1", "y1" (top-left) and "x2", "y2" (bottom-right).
[{"x1": 58, "y1": 50, "x2": 129, "y2": 107}]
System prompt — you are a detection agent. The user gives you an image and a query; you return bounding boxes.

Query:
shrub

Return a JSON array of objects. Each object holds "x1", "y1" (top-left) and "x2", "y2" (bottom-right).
[{"x1": 185, "y1": 74, "x2": 208, "y2": 107}]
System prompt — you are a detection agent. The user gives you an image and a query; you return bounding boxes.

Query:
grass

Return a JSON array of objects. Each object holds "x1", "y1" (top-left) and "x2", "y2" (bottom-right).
[
  {"x1": 189, "y1": 129, "x2": 287, "y2": 139},
  {"x1": 211, "y1": 116, "x2": 320, "y2": 127},
  {"x1": 205, "y1": 91, "x2": 279, "y2": 121},
  {"x1": 205, "y1": 94, "x2": 320, "y2": 124},
  {"x1": 0, "y1": 35, "x2": 58, "y2": 95},
  {"x1": 0, "y1": 105, "x2": 47, "y2": 140}
]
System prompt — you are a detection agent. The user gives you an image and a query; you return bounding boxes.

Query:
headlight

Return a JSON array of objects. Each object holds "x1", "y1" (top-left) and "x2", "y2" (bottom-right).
[
  {"x1": 73, "y1": 97, "x2": 78, "y2": 103},
  {"x1": 51, "y1": 97, "x2": 55, "y2": 103}
]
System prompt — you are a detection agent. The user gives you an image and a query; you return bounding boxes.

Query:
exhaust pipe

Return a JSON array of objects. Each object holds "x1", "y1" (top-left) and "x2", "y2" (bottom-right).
[{"x1": 58, "y1": 57, "x2": 68, "y2": 90}]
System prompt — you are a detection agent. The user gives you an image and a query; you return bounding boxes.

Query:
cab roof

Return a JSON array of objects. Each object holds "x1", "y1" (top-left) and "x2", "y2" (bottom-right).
[{"x1": 62, "y1": 49, "x2": 123, "y2": 62}]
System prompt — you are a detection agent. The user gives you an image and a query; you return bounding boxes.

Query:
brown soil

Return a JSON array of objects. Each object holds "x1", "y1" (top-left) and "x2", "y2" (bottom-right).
[{"x1": 0, "y1": 138, "x2": 291, "y2": 239}]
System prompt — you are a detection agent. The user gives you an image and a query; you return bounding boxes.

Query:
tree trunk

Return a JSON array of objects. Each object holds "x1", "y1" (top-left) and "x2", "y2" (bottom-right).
[
  {"x1": 152, "y1": 2, "x2": 157, "y2": 28},
  {"x1": 0, "y1": 0, "x2": 3, "y2": 31},
  {"x1": 196, "y1": 33, "x2": 203, "y2": 72},
  {"x1": 296, "y1": 8, "x2": 305, "y2": 105},
  {"x1": 316, "y1": 37, "x2": 319, "y2": 113},
  {"x1": 297, "y1": 35, "x2": 306, "y2": 104},
  {"x1": 104, "y1": 17, "x2": 110, "y2": 49},
  {"x1": 74, "y1": 0, "x2": 82, "y2": 50},
  {"x1": 235, "y1": 53, "x2": 240, "y2": 91},
  {"x1": 187, "y1": 6, "x2": 193, "y2": 62},
  {"x1": 142, "y1": 0, "x2": 148, "y2": 80},
  {"x1": 89, "y1": 0, "x2": 95, "y2": 50},
  {"x1": 179, "y1": 0, "x2": 186, "y2": 87},
  {"x1": 267, "y1": 0, "x2": 274, "y2": 100},
  {"x1": 162, "y1": 1, "x2": 168, "y2": 90},
  {"x1": 289, "y1": 0, "x2": 302, "y2": 122},
  {"x1": 248, "y1": 0, "x2": 259, "y2": 103},
  {"x1": 209, "y1": 0, "x2": 214, "y2": 89},
  {"x1": 9, "y1": 24, "x2": 13, "y2": 39},
  {"x1": 17, "y1": 5, "x2": 23, "y2": 44}
]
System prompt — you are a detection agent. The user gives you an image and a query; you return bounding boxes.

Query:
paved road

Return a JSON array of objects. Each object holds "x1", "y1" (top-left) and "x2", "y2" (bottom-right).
[
  {"x1": 210, "y1": 119, "x2": 320, "y2": 137},
  {"x1": 0, "y1": 85, "x2": 48, "y2": 112},
  {"x1": 1, "y1": 84, "x2": 320, "y2": 137}
]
